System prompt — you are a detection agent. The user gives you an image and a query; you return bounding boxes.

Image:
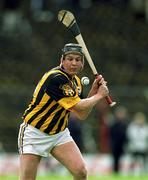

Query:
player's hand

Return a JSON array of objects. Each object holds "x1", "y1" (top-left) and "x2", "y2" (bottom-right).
[
  {"x1": 88, "y1": 75, "x2": 107, "y2": 97},
  {"x1": 97, "y1": 84, "x2": 109, "y2": 99},
  {"x1": 95, "y1": 75, "x2": 107, "y2": 86},
  {"x1": 91, "y1": 75, "x2": 107, "y2": 91}
]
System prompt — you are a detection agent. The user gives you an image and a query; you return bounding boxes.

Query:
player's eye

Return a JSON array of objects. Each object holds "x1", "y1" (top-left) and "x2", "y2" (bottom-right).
[
  {"x1": 65, "y1": 56, "x2": 82, "y2": 62},
  {"x1": 65, "y1": 56, "x2": 73, "y2": 61},
  {"x1": 75, "y1": 57, "x2": 82, "y2": 62}
]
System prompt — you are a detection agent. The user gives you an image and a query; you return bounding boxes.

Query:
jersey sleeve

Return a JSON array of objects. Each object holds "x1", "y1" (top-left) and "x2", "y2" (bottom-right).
[{"x1": 46, "y1": 73, "x2": 81, "y2": 110}]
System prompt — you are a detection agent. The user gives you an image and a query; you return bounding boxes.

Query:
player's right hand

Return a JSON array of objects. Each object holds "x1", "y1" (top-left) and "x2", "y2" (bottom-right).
[
  {"x1": 88, "y1": 75, "x2": 108, "y2": 98},
  {"x1": 97, "y1": 84, "x2": 109, "y2": 99}
]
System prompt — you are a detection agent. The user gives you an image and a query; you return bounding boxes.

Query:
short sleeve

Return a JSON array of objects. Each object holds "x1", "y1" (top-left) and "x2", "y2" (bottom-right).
[{"x1": 46, "y1": 73, "x2": 81, "y2": 109}]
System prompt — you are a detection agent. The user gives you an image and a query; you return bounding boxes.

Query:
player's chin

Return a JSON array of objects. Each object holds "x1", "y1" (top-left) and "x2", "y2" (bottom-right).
[{"x1": 70, "y1": 69, "x2": 80, "y2": 75}]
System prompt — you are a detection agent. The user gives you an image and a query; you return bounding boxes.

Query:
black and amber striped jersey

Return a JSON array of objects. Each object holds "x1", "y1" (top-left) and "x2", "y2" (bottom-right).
[{"x1": 22, "y1": 66, "x2": 83, "y2": 135}]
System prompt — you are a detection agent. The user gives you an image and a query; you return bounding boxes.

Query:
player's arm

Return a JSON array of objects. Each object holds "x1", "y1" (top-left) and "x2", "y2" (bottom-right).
[
  {"x1": 87, "y1": 75, "x2": 106, "y2": 97},
  {"x1": 69, "y1": 82, "x2": 109, "y2": 120}
]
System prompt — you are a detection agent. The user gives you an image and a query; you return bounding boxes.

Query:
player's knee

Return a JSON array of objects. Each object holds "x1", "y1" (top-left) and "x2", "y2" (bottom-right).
[{"x1": 72, "y1": 163, "x2": 88, "y2": 179}]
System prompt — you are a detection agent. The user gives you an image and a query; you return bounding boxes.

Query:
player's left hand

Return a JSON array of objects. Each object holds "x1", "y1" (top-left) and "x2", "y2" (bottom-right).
[
  {"x1": 95, "y1": 75, "x2": 107, "y2": 87},
  {"x1": 88, "y1": 75, "x2": 107, "y2": 97}
]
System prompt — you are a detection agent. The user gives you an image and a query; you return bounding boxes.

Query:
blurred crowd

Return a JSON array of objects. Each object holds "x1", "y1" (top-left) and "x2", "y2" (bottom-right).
[{"x1": 68, "y1": 106, "x2": 148, "y2": 175}]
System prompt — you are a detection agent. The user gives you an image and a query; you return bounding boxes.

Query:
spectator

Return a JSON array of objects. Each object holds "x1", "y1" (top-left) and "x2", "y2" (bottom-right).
[
  {"x1": 109, "y1": 106, "x2": 128, "y2": 174},
  {"x1": 126, "y1": 112, "x2": 148, "y2": 175}
]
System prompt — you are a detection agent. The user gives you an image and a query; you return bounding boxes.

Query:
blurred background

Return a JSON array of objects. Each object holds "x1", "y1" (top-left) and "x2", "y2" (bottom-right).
[{"x1": 0, "y1": 0, "x2": 148, "y2": 176}]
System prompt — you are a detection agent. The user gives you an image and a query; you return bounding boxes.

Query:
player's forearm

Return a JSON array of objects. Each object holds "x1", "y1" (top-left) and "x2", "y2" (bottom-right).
[
  {"x1": 71, "y1": 94, "x2": 102, "y2": 120},
  {"x1": 87, "y1": 87, "x2": 98, "y2": 98},
  {"x1": 72, "y1": 107, "x2": 92, "y2": 120},
  {"x1": 71, "y1": 84, "x2": 109, "y2": 120}
]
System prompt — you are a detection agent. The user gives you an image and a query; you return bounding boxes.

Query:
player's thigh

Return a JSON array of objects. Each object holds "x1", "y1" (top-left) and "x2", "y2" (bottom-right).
[
  {"x1": 20, "y1": 154, "x2": 41, "y2": 178},
  {"x1": 51, "y1": 141, "x2": 86, "y2": 173}
]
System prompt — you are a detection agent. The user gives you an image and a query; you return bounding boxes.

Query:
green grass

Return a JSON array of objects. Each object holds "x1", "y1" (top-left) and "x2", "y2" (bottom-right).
[{"x1": 0, "y1": 174, "x2": 148, "y2": 180}]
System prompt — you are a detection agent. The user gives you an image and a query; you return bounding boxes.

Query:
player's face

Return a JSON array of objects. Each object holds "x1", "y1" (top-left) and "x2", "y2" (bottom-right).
[{"x1": 62, "y1": 53, "x2": 83, "y2": 76}]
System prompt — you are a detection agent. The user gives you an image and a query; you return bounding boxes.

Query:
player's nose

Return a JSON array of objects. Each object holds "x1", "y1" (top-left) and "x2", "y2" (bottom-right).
[{"x1": 71, "y1": 59, "x2": 77, "y2": 65}]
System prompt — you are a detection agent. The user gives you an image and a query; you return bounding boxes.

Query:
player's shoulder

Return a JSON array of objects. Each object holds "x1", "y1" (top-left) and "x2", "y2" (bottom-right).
[{"x1": 46, "y1": 66, "x2": 69, "y2": 83}]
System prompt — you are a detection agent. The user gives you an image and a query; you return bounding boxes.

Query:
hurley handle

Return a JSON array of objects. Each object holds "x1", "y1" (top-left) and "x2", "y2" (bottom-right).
[{"x1": 95, "y1": 74, "x2": 116, "y2": 107}]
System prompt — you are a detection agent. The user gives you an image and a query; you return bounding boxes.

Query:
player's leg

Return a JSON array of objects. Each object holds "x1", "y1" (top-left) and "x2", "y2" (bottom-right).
[
  {"x1": 19, "y1": 154, "x2": 41, "y2": 180},
  {"x1": 51, "y1": 141, "x2": 87, "y2": 180}
]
